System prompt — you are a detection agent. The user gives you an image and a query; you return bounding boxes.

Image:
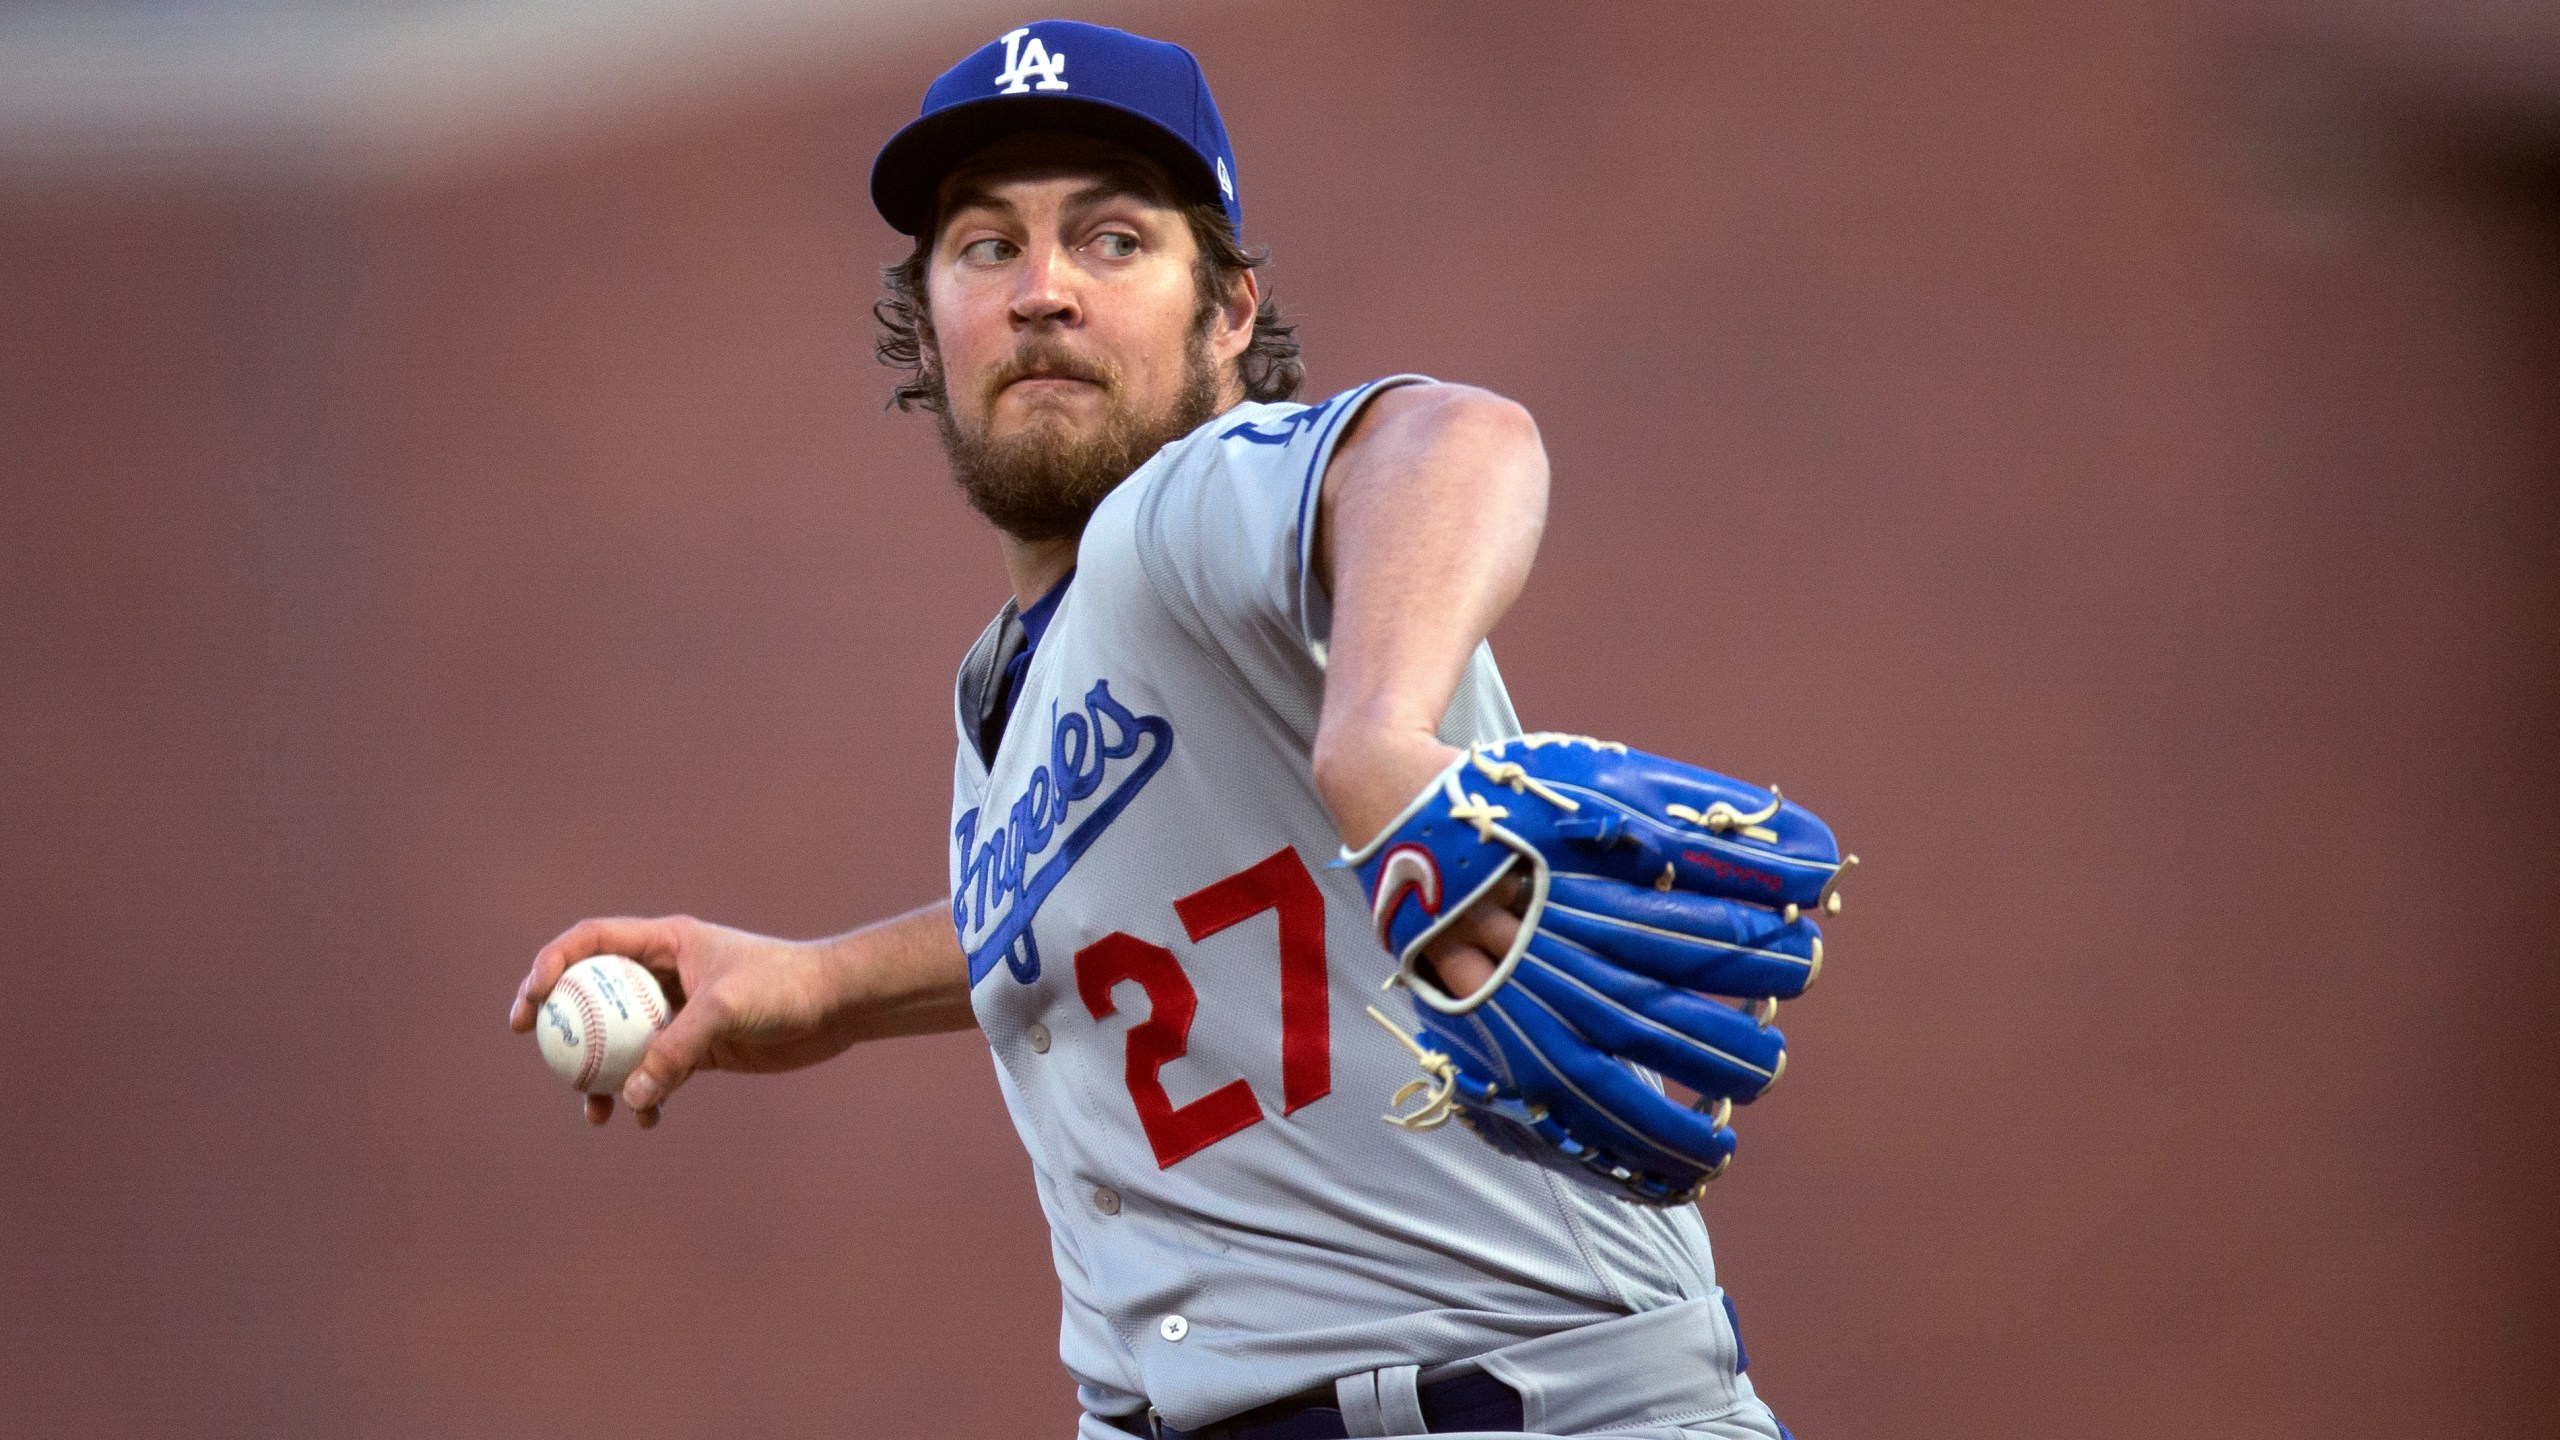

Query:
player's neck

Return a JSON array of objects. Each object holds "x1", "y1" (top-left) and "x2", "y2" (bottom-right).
[{"x1": 997, "y1": 532, "x2": 1080, "y2": 613}]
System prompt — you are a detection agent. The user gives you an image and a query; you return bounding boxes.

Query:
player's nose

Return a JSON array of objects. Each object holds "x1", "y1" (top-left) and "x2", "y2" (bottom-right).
[{"x1": 1008, "y1": 239, "x2": 1081, "y2": 329}]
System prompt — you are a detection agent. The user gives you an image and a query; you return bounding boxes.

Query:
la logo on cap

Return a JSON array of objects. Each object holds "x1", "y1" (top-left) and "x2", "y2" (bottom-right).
[{"x1": 993, "y1": 26, "x2": 1070, "y2": 93}]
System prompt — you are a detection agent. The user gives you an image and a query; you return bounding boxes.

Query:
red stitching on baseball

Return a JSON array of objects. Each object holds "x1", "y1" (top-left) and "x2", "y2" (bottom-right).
[
  {"x1": 622, "y1": 960, "x2": 667, "y2": 1029},
  {"x1": 566, "y1": 981, "x2": 607, "y2": 1092}
]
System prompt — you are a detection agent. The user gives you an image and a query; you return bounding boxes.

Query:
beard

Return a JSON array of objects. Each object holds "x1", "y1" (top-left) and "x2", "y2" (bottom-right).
[{"x1": 933, "y1": 319, "x2": 1221, "y2": 543}]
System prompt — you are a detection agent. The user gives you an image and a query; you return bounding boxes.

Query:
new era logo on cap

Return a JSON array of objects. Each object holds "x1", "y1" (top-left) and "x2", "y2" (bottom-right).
[{"x1": 870, "y1": 21, "x2": 1243, "y2": 238}]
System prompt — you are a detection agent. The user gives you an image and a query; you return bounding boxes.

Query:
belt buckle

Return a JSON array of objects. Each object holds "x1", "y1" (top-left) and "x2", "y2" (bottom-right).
[{"x1": 1145, "y1": 1406, "x2": 1167, "y2": 1440}]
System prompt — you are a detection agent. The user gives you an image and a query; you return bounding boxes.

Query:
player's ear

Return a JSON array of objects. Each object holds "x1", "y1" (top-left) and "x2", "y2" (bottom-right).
[{"x1": 1211, "y1": 266, "x2": 1258, "y2": 367}]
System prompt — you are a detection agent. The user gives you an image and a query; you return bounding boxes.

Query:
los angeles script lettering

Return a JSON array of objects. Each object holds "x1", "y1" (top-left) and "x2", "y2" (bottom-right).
[{"x1": 954, "y1": 678, "x2": 1173, "y2": 984}]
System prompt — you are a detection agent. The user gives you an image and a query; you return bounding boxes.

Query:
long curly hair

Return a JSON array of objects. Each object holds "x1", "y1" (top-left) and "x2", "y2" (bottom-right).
[{"x1": 873, "y1": 199, "x2": 1304, "y2": 413}]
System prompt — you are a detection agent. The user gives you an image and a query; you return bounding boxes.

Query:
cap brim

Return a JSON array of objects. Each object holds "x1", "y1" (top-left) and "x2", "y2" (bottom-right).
[{"x1": 870, "y1": 93, "x2": 1225, "y2": 237}]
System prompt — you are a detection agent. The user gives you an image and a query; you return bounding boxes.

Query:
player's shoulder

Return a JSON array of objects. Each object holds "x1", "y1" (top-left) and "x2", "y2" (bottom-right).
[
  {"x1": 1119, "y1": 374, "x2": 1439, "y2": 514},
  {"x1": 1202, "y1": 373, "x2": 1438, "y2": 463},
  {"x1": 1083, "y1": 375, "x2": 1439, "y2": 595}
]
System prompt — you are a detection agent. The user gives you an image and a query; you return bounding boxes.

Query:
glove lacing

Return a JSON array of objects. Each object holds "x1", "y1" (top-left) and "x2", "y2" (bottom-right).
[{"x1": 1365, "y1": 1005, "x2": 1465, "y2": 1130}]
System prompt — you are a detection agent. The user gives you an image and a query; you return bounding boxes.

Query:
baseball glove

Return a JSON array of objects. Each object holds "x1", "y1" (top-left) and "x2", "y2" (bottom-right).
[{"x1": 1347, "y1": 733, "x2": 1854, "y2": 1205}]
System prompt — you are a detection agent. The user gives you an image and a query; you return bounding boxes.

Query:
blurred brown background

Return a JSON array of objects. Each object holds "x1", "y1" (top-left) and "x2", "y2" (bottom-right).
[{"x1": 5, "y1": 1, "x2": 2555, "y2": 1436}]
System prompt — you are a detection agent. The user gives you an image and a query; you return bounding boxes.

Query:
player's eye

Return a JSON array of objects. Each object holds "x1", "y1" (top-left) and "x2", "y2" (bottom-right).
[
  {"x1": 959, "y1": 236, "x2": 1017, "y2": 265},
  {"x1": 1090, "y1": 231, "x2": 1139, "y2": 259}
]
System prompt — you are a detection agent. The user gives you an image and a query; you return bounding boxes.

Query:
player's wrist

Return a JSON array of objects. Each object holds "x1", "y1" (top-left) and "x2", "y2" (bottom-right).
[{"x1": 1311, "y1": 726, "x2": 1462, "y2": 852}]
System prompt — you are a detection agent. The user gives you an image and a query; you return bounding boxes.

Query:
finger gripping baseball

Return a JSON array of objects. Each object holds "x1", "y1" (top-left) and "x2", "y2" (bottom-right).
[
  {"x1": 1345, "y1": 733, "x2": 1855, "y2": 1205},
  {"x1": 534, "y1": 955, "x2": 673, "y2": 1098}
]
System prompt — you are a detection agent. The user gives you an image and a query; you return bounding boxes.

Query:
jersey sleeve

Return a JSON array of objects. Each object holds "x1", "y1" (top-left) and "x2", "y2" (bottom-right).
[{"x1": 1133, "y1": 375, "x2": 1432, "y2": 676}]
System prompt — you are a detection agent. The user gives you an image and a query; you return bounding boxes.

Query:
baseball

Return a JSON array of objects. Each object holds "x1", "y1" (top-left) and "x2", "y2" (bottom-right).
[{"x1": 535, "y1": 955, "x2": 670, "y2": 1095}]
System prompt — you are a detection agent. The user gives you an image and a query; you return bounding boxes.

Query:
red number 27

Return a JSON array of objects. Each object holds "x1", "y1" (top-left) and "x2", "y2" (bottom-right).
[{"x1": 1073, "y1": 847, "x2": 1331, "y2": 1169}]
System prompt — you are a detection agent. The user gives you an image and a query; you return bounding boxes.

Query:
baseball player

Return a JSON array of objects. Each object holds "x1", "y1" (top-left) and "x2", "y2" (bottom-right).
[{"x1": 509, "y1": 21, "x2": 1850, "y2": 1440}]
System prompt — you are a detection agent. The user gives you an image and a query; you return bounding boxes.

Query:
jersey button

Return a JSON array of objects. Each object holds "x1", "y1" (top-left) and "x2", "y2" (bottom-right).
[
  {"x1": 1093, "y1": 1186, "x2": 1121, "y2": 1216},
  {"x1": 1026, "y1": 1022, "x2": 1051, "y2": 1053},
  {"x1": 1159, "y1": 1314, "x2": 1189, "y2": 1343}
]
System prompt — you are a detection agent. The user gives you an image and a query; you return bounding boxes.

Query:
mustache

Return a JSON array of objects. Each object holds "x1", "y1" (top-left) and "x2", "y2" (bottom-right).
[{"x1": 985, "y1": 343, "x2": 1115, "y2": 398}]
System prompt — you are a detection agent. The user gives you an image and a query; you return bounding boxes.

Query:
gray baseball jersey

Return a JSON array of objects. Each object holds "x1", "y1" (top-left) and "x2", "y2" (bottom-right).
[{"x1": 947, "y1": 376, "x2": 1769, "y2": 1435}]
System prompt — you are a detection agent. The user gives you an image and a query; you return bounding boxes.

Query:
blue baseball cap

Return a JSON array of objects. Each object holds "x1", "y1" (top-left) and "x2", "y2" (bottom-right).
[{"x1": 870, "y1": 20, "x2": 1242, "y2": 239}]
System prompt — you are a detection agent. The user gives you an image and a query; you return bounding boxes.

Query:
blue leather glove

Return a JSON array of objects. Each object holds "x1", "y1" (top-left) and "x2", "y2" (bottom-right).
[{"x1": 1345, "y1": 734, "x2": 1856, "y2": 1205}]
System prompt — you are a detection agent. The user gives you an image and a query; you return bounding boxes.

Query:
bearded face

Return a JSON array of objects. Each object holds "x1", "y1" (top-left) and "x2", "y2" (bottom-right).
[
  {"x1": 931, "y1": 317, "x2": 1220, "y2": 542},
  {"x1": 917, "y1": 140, "x2": 1251, "y2": 544}
]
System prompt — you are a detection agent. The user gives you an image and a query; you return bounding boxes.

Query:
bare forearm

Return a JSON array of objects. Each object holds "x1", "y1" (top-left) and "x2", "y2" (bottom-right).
[
  {"x1": 1311, "y1": 383, "x2": 1550, "y2": 847},
  {"x1": 813, "y1": 900, "x2": 978, "y2": 1043}
]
